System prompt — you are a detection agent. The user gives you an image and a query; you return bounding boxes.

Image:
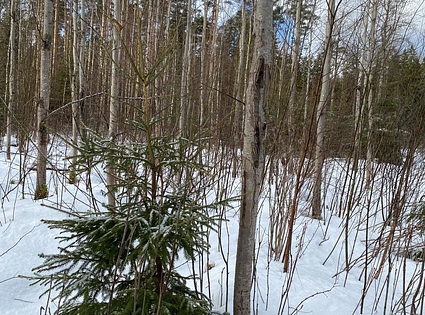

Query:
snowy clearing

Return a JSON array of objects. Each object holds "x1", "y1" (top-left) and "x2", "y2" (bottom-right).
[{"x1": 0, "y1": 137, "x2": 424, "y2": 315}]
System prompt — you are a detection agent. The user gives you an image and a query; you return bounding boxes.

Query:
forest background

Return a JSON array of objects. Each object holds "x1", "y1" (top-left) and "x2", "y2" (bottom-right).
[{"x1": 1, "y1": 0, "x2": 425, "y2": 314}]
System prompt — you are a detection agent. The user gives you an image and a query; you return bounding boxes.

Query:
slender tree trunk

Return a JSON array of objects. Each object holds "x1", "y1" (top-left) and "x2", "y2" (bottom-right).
[
  {"x1": 7, "y1": 0, "x2": 18, "y2": 160},
  {"x1": 200, "y1": 0, "x2": 208, "y2": 129},
  {"x1": 232, "y1": 0, "x2": 246, "y2": 177},
  {"x1": 179, "y1": 0, "x2": 192, "y2": 137},
  {"x1": 146, "y1": 0, "x2": 155, "y2": 130},
  {"x1": 71, "y1": 0, "x2": 79, "y2": 180},
  {"x1": 233, "y1": 1, "x2": 272, "y2": 314},
  {"x1": 51, "y1": 0, "x2": 59, "y2": 76},
  {"x1": 4, "y1": 38, "x2": 10, "y2": 150},
  {"x1": 3, "y1": 0, "x2": 10, "y2": 145},
  {"x1": 303, "y1": 0, "x2": 317, "y2": 131},
  {"x1": 77, "y1": 0, "x2": 87, "y2": 136},
  {"x1": 234, "y1": 0, "x2": 247, "y2": 132},
  {"x1": 162, "y1": 0, "x2": 172, "y2": 133},
  {"x1": 354, "y1": 0, "x2": 370, "y2": 150},
  {"x1": 106, "y1": 0, "x2": 121, "y2": 207},
  {"x1": 288, "y1": 0, "x2": 302, "y2": 158},
  {"x1": 153, "y1": 1, "x2": 161, "y2": 136},
  {"x1": 366, "y1": 0, "x2": 378, "y2": 186},
  {"x1": 99, "y1": 0, "x2": 111, "y2": 132},
  {"x1": 164, "y1": 0, "x2": 172, "y2": 41},
  {"x1": 311, "y1": 0, "x2": 335, "y2": 218},
  {"x1": 33, "y1": 0, "x2": 43, "y2": 138},
  {"x1": 86, "y1": 0, "x2": 95, "y2": 90},
  {"x1": 205, "y1": 0, "x2": 220, "y2": 131},
  {"x1": 79, "y1": 0, "x2": 86, "y2": 128},
  {"x1": 35, "y1": 0, "x2": 54, "y2": 200}
]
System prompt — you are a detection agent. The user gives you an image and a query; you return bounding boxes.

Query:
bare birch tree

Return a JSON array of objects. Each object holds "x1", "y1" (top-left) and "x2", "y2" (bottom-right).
[
  {"x1": 200, "y1": 0, "x2": 209, "y2": 129},
  {"x1": 70, "y1": 0, "x2": 79, "y2": 182},
  {"x1": 232, "y1": 0, "x2": 247, "y2": 177},
  {"x1": 35, "y1": 0, "x2": 54, "y2": 200},
  {"x1": 70, "y1": 0, "x2": 86, "y2": 179},
  {"x1": 179, "y1": 0, "x2": 192, "y2": 137},
  {"x1": 354, "y1": 0, "x2": 370, "y2": 151},
  {"x1": 79, "y1": 0, "x2": 86, "y2": 123},
  {"x1": 6, "y1": 0, "x2": 18, "y2": 160},
  {"x1": 52, "y1": 0, "x2": 59, "y2": 76},
  {"x1": 233, "y1": 0, "x2": 273, "y2": 314},
  {"x1": 366, "y1": 0, "x2": 378, "y2": 186},
  {"x1": 106, "y1": 0, "x2": 121, "y2": 207},
  {"x1": 311, "y1": 0, "x2": 335, "y2": 218}
]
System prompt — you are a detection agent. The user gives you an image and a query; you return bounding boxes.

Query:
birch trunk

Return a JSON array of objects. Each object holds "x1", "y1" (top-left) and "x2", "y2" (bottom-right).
[
  {"x1": 205, "y1": 0, "x2": 220, "y2": 129},
  {"x1": 4, "y1": 39, "x2": 10, "y2": 152},
  {"x1": 35, "y1": 0, "x2": 54, "y2": 199},
  {"x1": 179, "y1": 0, "x2": 192, "y2": 137},
  {"x1": 311, "y1": 0, "x2": 335, "y2": 218},
  {"x1": 52, "y1": 0, "x2": 59, "y2": 76},
  {"x1": 86, "y1": 1, "x2": 95, "y2": 87},
  {"x1": 200, "y1": 0, "x2": 208, "y2": 128},
  {"x1": 71, "y1": 0, "x2": 79, "y2": 179},
  {"x1": 79, "y1": 0, "x2": 86, "y2": 128},
  {"x1": 7, "y1": 0, "x2": 18, "y2": 160},
  {"x1": 233, "y1": 0, "x2": 272, "y2": 314},
  {"x1": 366, "y1": 0, "x2": 378, "y2": 186},
  {"x1": 232, "y1": 0, "x2": 246, "y2": 177},
  {"x1": 98, "y1": 0, "x2": 111, "y2": 131},
  {"x1": 79, "y1": 0, "x2": 86, "y2": 96},
  {"x1": 106, "y1": 0, "x2": 121, "y2": 207},
  {"x1": 354, "y1": 0, "x2": 370, "y2": 150}
]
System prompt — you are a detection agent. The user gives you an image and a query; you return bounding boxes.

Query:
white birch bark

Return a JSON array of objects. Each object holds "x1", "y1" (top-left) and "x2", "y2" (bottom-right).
[
  {"x1": 7, "y1": 0, "x2": 18, "y2": 160},
  {"x1": 106, "y1": 0, "x2": 121, "y2": 207},
  {"x1": 52, "y1": 0, "x2": 59, "y2": 76},
  {"x1": 79, "y1": 0, "x2": 86, "y2": 110},
  {"x1": 354, "y1": 0, "x2": 370, "y2": 150},
  {"x1": 232, "y1": 0, "x2": 246, "y2": 177},
  {"x1": 179, "y1": 0, "x2": 192, "y2": 137},
  {"x1": 36, "y1": 0, "x2": 54, "y2": 199},
  {"x1": 233, "y1": 0, "x2": 273, "y2": 314},
  {"x1": 234, "y1": 0, "x2": 247, "y2": 132},
  {"x1": 366, "y1": 0, "x2": 378, "y2": 185},
  {"x1": 87, "y1": 1, "x2": 95, "y2": 84},
  {"x1": 205, "y1": 0, "x2": 219, "y2": 128},
  {"x1": 200, "y1": 0, "x2": 208, "y2": 128},
  {"x1": 311, "y1": 0, "x2": 335, "y2": 218},
  {"x1": 71, "y1": 0, "x2": 79, "y2": 174}
]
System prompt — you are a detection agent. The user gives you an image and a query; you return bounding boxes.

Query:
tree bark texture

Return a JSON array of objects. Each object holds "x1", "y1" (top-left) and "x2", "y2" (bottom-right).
[
  {"x1": 233, "y1": 0, "x2": 273, "y2": 314},
  {"x1": 7, "y1": 0, "x2": 18, "y2": 160},
  {"x1": 71, "y1": 0, "x2": 79, "y2": 169},
  {"x1": 79, "y1": 0, "x2": 86, "y2": 124},
  {"x1": 354, "y1": 0, "x2": 370, "y2": 151},
  {"x1": 366, "y1": 0, "x2": 378, "y2": 186},
  {"x1": 36, "y1": 0, "x2": 54, "y2": 199},
  {"x1": 179, "y1": 0, "x2": 192, "y2": 137},
  {"x1": 106, "y1": 0, "x2": 121, "y2": 207},
  {"x1": 311, "y1": 0, "x2": 335, "y2": 218}
]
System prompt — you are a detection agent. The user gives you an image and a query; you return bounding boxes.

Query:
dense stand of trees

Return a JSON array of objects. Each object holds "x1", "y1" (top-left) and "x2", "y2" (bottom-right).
[
  {"x1": 1, "y1": 0, "x2": 424, "y2": 165},
  {"x1": 1, "y1": 0, "x2": 425, "y2": 313}
]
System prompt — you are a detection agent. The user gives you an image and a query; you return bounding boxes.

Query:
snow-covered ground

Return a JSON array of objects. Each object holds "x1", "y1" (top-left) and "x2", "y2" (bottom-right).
[{"x1": 0, "y1": 137, "x2": 424, "y2": 314}]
